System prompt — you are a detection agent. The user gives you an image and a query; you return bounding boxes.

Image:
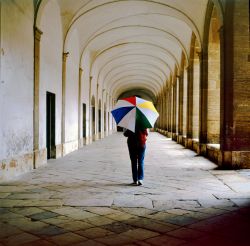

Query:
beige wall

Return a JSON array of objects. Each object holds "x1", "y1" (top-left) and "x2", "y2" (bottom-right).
[
  {"x1": 0, "y1": 1, "x2": 34, "y2": 179},
  {"x1": 39, "y1": 0, "x2": 63, "y2": 149}
]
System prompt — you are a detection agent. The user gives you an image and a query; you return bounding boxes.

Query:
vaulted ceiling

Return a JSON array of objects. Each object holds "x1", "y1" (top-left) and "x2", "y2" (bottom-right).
[{"x1": 39, "y1": 0, "x2": 209, "y2": 101}]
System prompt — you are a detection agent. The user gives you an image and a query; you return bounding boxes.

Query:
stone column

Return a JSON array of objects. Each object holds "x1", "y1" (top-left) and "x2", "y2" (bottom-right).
[
  {"x1": 172, "y1": 77, "x2": 177, "y2": 140},
  {"x1": 109, "y1": 95, "x2": 112, "y2": 131},
  {"x1": 89, "y1": 76, "x2": 93, "y2": 143},
  {"x1": 96, "y1": 83, "x2": 99, "y2": 140},
  {"x1": 177, "y1": 73, "x2": 184, "y2": 143},
  {"x1": 158, "y1": 94, "x2": 162, "y2": 129},
  {"x1": 33, "y1": 27, "x2": 43, "y2": 168},
  {"x1": 102, "y1": 89, "x2": 105, "y2": 138},
  {"x1": 186, "y1": 65, "x2": 194, "y2": 148},
  {"x1": 198, "y1": 49, "x2": 208, "y2": 155},
  {"x1": 160, "y1": 93, "x2": 164, "y2": 129},
  {"x1": 106, "y1": 92, "x2": 109, "y2": 135},
  {"x1": 169, "y1": 84, "x2": 173, "y2": 138},
  {"x1": 219, "y1": 1, "x2": 250, "y2": 168},
  {"x1": 163, "y1": 89, "x2": 168, "y2": 132},
  {"x1": 78, "y1": 67, "x2": 83, "y2": 148},
  {"x1": 61, "y1": 52, "x2": 69, "y2": 155}
]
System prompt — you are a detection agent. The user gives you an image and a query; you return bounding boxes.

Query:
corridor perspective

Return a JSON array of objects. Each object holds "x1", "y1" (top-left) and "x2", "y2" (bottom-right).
[
  {"x1": 0, "y1": 0, "x2": 250, "y2": 245},
  {"x1": 1, "y1": 132, "x2": 250, "y2": 245}
]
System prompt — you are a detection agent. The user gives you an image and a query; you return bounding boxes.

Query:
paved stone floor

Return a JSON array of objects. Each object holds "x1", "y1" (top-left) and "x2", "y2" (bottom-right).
[{"x1": 1, "y1": 132, "x2": 250, "y2": 246}]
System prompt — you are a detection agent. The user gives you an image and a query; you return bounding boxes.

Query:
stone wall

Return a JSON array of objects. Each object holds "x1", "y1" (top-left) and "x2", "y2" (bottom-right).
[{"x1": 0, "y1": 1, "x2": 34, "y2": 181}]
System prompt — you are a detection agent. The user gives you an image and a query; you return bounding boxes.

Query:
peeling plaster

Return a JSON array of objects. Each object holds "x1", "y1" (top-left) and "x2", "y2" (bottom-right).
[{"x1": 3, "y1": 130, "x2": 32, "y2": 158}]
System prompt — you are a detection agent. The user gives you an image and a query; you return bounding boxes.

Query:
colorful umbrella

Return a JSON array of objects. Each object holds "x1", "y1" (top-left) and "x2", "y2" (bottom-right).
[{"x1": 111, "y1": 96, "x2": 159, "y2": 132}]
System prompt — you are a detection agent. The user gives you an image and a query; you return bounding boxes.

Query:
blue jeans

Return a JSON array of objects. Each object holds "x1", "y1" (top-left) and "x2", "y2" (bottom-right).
[{"x1": 128, "y1": 144, "x2": 146, "y2": 182}]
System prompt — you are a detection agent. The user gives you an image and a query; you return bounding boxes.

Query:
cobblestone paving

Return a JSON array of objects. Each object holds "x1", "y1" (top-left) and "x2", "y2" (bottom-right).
[{"x1": 1, "y1": 132, "x2": 250, "y2": 245}]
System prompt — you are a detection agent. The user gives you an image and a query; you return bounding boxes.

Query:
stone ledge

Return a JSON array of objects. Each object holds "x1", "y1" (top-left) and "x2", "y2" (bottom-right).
[{"x1": 34, "y1": 148, "x2": 47, "y2": 168}]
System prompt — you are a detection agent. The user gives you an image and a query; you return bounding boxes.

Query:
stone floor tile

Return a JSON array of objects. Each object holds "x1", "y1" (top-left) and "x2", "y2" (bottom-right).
[
  {"x1": 31, "y1": 225, "x2": 67, "y2": 237},
  {"x1": 72, "y1": 240, "x2": 106, "y2": 246},
  {"x1": 5, "y1": 192, "x2": 52, "y2": 200},
  {"x1": 117, "y1": 207, "x2": 155, "y2": 217},
  {"x1": 84, "y1": 207, "x2": 120, "y2": 215},
  {"x1": 164, "y1": 215, "x2": 200, "y2": 226},
  {"x1": 0, "y1": 223, "x2": 22, "y2": 239},
  {"x1": 145, "y1": 211, "x2": 177, "y2": 221},
  {"x1": 76, "y1": 227, "x2": 114, "y2": 239},
  {"x1": 0, "y1": 193, "x2": 11, "y2": 198},
  {"x1": 52, "y1": 207, "x2": 97, "y2": 220},
  {"x1": 165, "y1": 209, "x2": 191, "y2": 215},
  {"x1": 180, "y1": 235, "x2": 242, "y2": 246},
  {"x1": 0, "y1": 186, "x2": 25, "y2": 193},
  {"x1": 41, "y1": 215, "x2": 73, "y2": 225},
  {"x1": 101, "y1": 221, "x2": 135, "y2": 234},
  {"x1": 20, "y1": 239, "x2": 55, "y2": 246},
  {"x1": 113, "y1": 195, "x2": 153, "y2": 209},
  {"x1": 85, "y1": 216, "x2": 116, "y2": 226},
  {"x1": 57, "y1": 220, "x2": 94, "y2": 231},
  {"x1": 1, "y1": 133, "x2": 250, "y2": 245},
  {"x1": 2, "y1": 232, "x2": 40, "y2": 245},
  {"x1": 47, "y1": 232, "x2": 87, "y2": 245},
  {"x1": 28, "y1": 211, "x2": 59, "y2": 221},
  {"x1": 145, "y1": 235, "x2": 186, "y2": 245},
  {"x1": 105, "y1": 211, "x2": 136, "y2": 221},
  {"x1": 9, "y1": 207, "x2": 46, "y2": 216},
  {"x1": 166, "y1": 227, "x2": 207, "y2": 240},
  {"x1": 121, "y1": 228, "x2": 159, "y2": 240},
  {"x1": 0, "y1": 211, "x2": 25, "y2": 220},
  {"x1": 124, "y1": 218, "x2": 179, "y2": 233},
  {"x1": 95, "y1": 234, "x2": 136, "y2": 246}
]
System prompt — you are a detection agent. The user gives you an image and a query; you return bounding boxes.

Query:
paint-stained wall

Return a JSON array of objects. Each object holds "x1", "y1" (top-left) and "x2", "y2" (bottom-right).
[
  {"x1": 0, "y1": 1, "x2": 34, "y2": 160},
  {"x1": 64, "y1": 29, "x2": 80, "y2": 153},
  {"x1": 39, "y1": 0, "x2": 63, "y2": 150}
]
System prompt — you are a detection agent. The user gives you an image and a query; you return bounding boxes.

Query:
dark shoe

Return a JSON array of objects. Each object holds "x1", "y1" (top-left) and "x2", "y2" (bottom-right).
[{"x1": 131, "y1": 181, "x2": 138, "y2": 186}]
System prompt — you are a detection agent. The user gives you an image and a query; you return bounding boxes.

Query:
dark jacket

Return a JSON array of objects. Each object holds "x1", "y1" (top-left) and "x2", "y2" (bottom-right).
[{"x1": 123, "y1": 129, "x2": 148, "y2": 147}]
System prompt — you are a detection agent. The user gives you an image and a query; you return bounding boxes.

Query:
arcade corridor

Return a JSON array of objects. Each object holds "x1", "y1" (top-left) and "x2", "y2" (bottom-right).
[
  {"x1": 1, "y1": 132, "x2": 250, "y2": 245},
  {"x1": 0, "y1": 0, "x2": 250, "y2": 244}
]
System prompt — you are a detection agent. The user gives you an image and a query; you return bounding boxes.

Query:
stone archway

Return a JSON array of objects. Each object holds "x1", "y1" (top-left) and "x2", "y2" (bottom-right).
[
  {"x1": 98, "y1": 99, "x2": 101, "y2": 138},
  {"x1": 207, "y1": 6, "x2": 221, "y2": 145},
  {"x1": 91, "y1": 95, "x2": 96, "y2": 141}
]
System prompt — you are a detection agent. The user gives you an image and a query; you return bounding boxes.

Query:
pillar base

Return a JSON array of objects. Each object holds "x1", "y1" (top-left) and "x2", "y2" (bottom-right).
[
  {"x1": 219, "y1": 151, "x2": 250, "y2": 169},
  {"x1": 197, "y1": 143, "x2": 207, "y2": 156},
  {"x1": 56, "y1": 144, "x2": 63, "y2": 158},
  {"x1": 172, "y1": 133, "x2": 178, "y2": 141},
  {"x1": 62, "y1": 140, "x2": 78, "y2": 156},
  {"x1": 185, "y1": 138, "x2": 193, "y2": 149}
]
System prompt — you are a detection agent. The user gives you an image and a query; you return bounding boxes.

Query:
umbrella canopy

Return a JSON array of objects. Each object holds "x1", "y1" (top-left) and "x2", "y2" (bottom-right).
[{"x1": 111, "y1": 96, "x2": 159, "y2": 132}]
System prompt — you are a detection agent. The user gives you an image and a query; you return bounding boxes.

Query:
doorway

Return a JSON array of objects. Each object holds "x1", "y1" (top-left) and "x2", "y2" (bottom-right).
[
  {"x1": 82, "y1": 103, "x2": 86, "y2": 138},
  {"x1": 46, "y1": 91, "x2": 56, "y2": 159}
]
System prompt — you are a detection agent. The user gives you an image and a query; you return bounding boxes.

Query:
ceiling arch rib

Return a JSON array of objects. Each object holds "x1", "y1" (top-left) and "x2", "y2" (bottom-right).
[
  {"x1": 97, "y1": 54, "x2": 171, "y2": 90},
  {"x1": 118, "y1": 88, "x2": 156, "y2": 103},
  {"x1": 113, "y1": 81, "x2": 159, "y2": 100},
  {"x1": 82, "y1": 26, "x2": 189, "y2": 65},
  {"x1": 55, "y1": 0, "x2": 208, "y2": 100},
  {"x1": 107, "y1": 73, "x2": 162, "y2": 93},
  {"x1": 112, "y1": 80, "x2": 159, "y2": 98},
  {"x1": 106, "y1": 70, "x2": 164, "y2": 91},
  {"x1": 106, "y1": 68, "x2": 165, "y2": 85},
  {"x1": 91, "y1": 43, "x2": 176, "y2": 89},
  {"x1": 93, "y1": 49, "x2": 172, "y2": 84},
  {"x1": 65, "y1": 0, "x2": 202, "y2": 49},
  {"x1": 93, "y1": 42, "x2": 180, "y2": 71},
  {"x1": 103, "y1": 63, "x2": 167, "y2": 86}
]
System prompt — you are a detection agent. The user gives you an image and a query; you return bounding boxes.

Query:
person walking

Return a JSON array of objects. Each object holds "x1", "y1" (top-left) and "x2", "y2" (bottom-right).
[{"x1": 123, "y1": 128, "x2": 148, "y2": 186}]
